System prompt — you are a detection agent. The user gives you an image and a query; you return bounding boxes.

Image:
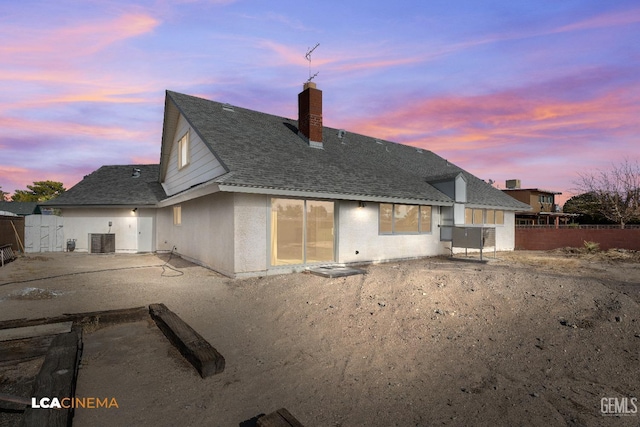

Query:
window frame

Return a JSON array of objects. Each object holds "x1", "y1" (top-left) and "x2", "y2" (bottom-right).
[
  {"x1": 379, "y1": 203, "x2": 433, "y2": 235},
  {"x1": 173, "y1": 206, "x2": 182, "y2": 226},
  {"x1": 178, "y1": 131, "x2": 190, "y2": 170},
  {"x1": 465, "y1": 208, "x2": 505, "y2": 226},
  {"x1": 269, "y1": 197, "x2": 336, "y2": 266}
]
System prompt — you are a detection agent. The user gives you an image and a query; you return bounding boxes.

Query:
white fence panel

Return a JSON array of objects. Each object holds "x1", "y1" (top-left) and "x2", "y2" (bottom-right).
[{"x1": 25, "y1": 215, "x2": 64, "y2": 253}]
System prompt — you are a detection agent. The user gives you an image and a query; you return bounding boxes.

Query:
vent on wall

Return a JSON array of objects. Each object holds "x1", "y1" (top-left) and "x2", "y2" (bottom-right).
[{"x1": 90, "y1": 233, "x2": 115, "y2": 254}]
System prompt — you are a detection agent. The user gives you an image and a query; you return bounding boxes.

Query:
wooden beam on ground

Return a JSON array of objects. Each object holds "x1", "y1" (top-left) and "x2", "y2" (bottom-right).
[
  {"x1": 20, "y1": 328, "x2": 82, "y2": 427},
  {"x1": 149, "y1": 303, "x2": 225, "y2": 378},
  {"x1": 0, "y1": 322, "x2": 72, "y2": 342},
  {"x1": 0, "y1": 306, "x2": 149, "y2": 331},
  {"x1": 0, "y1": 392, "x2": 31, "y2": 407},
  {"x1": 257, "y1": 408, "x2": 305, "y2": 427},
  {"x1": 0, "y1": 335, "x2": 55, "y2": 364}
]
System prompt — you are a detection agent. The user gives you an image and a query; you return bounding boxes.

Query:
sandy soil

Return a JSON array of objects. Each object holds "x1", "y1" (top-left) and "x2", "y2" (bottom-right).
[{"x1": 0, "y1": 250, "x2": 638, "y2": 426}]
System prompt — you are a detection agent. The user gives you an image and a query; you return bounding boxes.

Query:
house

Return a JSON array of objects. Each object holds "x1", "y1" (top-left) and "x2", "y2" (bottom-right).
[
  {"x1": 501, "y1": 179, "x2": 574, "y2": 226},
  {"x1": 46, "y1": 83, "x2": 529, "y2": 277}
]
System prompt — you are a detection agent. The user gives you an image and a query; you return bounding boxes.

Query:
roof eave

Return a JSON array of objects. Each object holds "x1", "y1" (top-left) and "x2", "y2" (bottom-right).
[{"x1": 217, "y1": 184, "x2": 454, "y2": 206}]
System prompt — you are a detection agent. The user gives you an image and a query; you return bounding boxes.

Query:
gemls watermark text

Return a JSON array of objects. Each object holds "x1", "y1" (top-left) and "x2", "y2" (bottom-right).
[
  {"x1": 601, "y1": 397, "x2": 637, "y2": 416},
  {"x1": 31, "y1": 397, "x2": 119, "y2": 409}
]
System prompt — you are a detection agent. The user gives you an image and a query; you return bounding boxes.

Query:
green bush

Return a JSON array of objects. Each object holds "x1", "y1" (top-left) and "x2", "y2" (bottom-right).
[{"x1": 583, "y1": 240, "x2": 600, "y2": 253}]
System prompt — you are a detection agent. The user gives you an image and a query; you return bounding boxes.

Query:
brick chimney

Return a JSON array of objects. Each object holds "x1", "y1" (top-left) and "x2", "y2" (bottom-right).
[{"x1": 298, "y1": 82, "x2": 323, "y2": 149}]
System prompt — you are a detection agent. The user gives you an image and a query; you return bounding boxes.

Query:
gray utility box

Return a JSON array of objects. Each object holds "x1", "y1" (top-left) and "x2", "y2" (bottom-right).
[
  {"x1": 452, "y1": 227, "x2": 495, "y2": 249},
  {"x1": 441, "y1": 226, "x2": 496, "y2": 260}
]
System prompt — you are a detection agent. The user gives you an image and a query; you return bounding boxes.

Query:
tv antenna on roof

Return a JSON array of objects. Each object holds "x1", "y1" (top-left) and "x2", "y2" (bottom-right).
[{"x1": 305, "y1": 43, "x2": 320, "y2": 82}]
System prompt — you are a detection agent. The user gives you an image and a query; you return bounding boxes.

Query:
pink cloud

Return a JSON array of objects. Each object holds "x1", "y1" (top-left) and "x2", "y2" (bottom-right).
[
  {"x1": 259, "y1": 41, "x2": 310, "y2": 67},
  {"x1": 0, "y1": 12, "x2": 159, "y2": 59},
  {"x1": 0, "y1": 10, "x2": 163, "y2": 115},
  {"x1": 0, "y1": 116, "x2": 152, "y2": 141},
  {"x1": 555, "y1": 8, "x2": 640, "y2": 33},
  {"x1": 130, "y1": 155, "x2": 160, "y2": 164},
  {"x1": 258, "y1": 40, "x2": 429, "y2": 78},
  {"x1": 0, "y1": 166, "x2": 33, "y2": 196},
  {"x1": 342, "y1": 82, "x2": 640, "y2": 153}
]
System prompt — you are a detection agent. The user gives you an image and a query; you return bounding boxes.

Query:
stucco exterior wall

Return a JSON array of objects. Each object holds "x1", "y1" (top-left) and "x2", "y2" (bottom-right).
[
  {"x1": 156, "y1": 192, "x2": 235, "y2": 276},
  {"x1": 337, "y1": 201, "x2": 446, "y2": 264},
  {"x1": 496, "y1": 211, "x2": 516, "y2": 251},
  {"x1": 233, "y1": 193, "x2": 268, "y2": 276},
  {"x1": 154, "y1": 193, "x2": 517, "y2": 277},
  {"x1": 60, "y1": 208, "x2": 155, "y2": 253}
]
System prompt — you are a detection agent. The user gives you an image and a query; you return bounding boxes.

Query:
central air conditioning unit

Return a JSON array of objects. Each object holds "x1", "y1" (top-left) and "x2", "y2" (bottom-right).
[{"x1": 90, "y1": 233, "x2": 115, "y2": 254}]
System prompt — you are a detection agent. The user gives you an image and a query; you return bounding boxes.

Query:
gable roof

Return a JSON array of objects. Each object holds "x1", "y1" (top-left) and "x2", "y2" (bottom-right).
[
  {"x1": 44, "y1": 165, "x2": 166, "y2": 207},
  {"x1": 165, "y1": 90, "x2": 528, "y2": 210},
  {"x1": 0, "y1": 202, "x2": 41, "y2": 215}
]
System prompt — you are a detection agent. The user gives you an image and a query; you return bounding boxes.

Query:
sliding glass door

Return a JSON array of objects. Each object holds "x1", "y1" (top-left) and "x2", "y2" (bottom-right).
[{"x1": 270, "y1": 198, "x2": 334, "y2": 266}]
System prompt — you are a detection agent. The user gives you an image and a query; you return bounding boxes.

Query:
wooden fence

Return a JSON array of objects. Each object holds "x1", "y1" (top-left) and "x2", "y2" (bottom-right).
[{"x1": 0, "y1": 215, "x2": 25, "y2": 253}]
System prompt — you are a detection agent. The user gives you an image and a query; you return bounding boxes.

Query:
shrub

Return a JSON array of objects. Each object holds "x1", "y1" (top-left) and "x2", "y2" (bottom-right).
[{"x1": 583, "y1": 240, "x2": 600, "y2": 253}]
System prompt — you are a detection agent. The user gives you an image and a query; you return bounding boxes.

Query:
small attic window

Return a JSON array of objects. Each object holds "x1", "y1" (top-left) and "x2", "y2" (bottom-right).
[
  {"x1": 178, "y1": 131, "x2": 190, "y2": 170},
  {"x1": 222, "y1": 103, "x2": 234, "y2": 112}
]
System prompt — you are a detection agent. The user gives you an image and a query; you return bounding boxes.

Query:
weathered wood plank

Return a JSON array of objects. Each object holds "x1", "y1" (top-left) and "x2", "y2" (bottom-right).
[
  {"x1": 0, "y1": 334, "x2": 54, "y2": 363},
  {"x1": 0, "y1": 322, "x2": 72, "y2": 342},
  {"x1": 257, "y1": 408, "x2": 305, "y2": 427},
  {"x1": 20, "y1": 328, "x2": 82, "y2": 427},
  {"x1": 0, "y1": 306, "x2": 149, "y2": 331},
  {"x1": 149, "y1": 303, "x2": 225, "y2": 378},
  {"x1": 0, "y1": 392, "x2": 31, "y2": 406}
]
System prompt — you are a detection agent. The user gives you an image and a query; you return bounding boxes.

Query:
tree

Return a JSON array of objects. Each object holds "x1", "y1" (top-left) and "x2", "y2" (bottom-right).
[
  {"x1": 573, "y1": 159, "x2": 640, "y2": 228},
  {"x1": 12, "y1": 180, "x2": 66, "y2": 202},
  {"x1": 562, "y1": 193, "x2": 611, "y2": 224},
  {"x1": 0, "y1": 186, "x2": 8, "y2": 201}
]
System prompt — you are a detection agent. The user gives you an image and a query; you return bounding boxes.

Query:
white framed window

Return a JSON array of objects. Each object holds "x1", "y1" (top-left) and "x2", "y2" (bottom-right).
[
  {"x1": 486, "y1": 209, "x2": 495, "y2": 224},
  {"x1": 379, "y1": 204, "x2": 432, "y2": 234},
  {"x1": 465, "y1": 208, "x2": 504, "y2": 225},
  {"x1": 173, "y1": 206, "x2": 182, "y2": 225},
  {"x1": 178, "y1": 132, "x2": 190, "y2": 169}
]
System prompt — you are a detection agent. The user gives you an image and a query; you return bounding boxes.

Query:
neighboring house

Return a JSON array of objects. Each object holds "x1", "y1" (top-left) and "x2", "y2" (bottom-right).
[
  {"x1": 501, "y1": 179, "x2": 574, "y2": 226},
  {"x1": 46, "y1": 83, "x2": 529, "y2": 277},
  {"x1": 0, "y1": 202, "x2": 41, "y2": 216}
]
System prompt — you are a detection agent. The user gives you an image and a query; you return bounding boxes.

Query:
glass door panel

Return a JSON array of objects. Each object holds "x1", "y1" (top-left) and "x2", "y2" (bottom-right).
[
  {"x1": 306, "y1": 200, "x2": 334, "y2": 263},
  {"x1": 271, "y1": 198, "x2": 304, "y2": 265}
]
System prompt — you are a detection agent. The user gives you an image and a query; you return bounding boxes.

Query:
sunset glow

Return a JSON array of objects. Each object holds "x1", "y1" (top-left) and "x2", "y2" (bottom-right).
[{"x1": 1, "y1": 0, "x2": 638, "y2": 205}]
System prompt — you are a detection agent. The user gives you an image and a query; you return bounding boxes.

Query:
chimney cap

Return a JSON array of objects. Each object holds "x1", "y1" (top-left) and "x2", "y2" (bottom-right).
[{"x1": 303, "y1": 82, "x2": 317, "y2": 90}]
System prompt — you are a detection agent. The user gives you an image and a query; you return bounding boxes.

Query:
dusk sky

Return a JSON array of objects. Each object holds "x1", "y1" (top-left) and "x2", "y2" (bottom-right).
[{"x1": 1, "y1": 0, "x2": 639, "y2": 205}]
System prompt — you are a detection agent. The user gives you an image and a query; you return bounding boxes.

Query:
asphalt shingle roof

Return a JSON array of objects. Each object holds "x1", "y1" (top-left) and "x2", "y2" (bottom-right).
[
  {"x1": 44, "y1": 165, "x2": 166, "y2": 206},
  {"x1": 45, "y1": 91, "x2": 530, "y2": 211},
  {"x1": 168, "y1": 91, "x2": 528, "y2": 209},
  {"x1": 0, "y1": 202, "x2": 40, "y2": 215}
]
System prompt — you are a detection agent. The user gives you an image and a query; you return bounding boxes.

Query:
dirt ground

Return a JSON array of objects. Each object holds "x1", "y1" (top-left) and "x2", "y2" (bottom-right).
[{"x1": 0, "y1": 250, "x2": 638, "y2": 427}]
